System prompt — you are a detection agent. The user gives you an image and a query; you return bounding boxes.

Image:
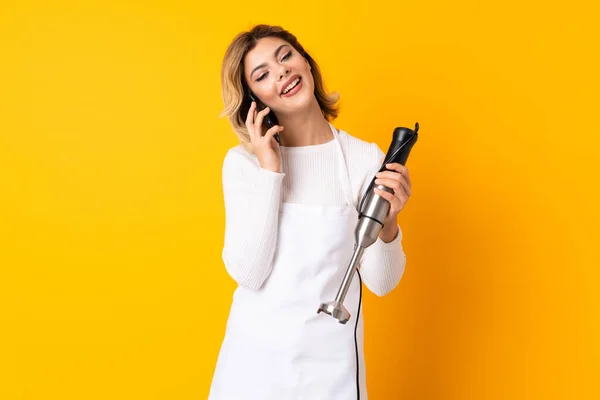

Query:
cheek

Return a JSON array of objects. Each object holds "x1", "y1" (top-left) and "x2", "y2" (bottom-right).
[
  {"x1": 253, "y1": 84, "x2": 279, "y2": 105},
  {"x1": 299, "y1": 62, "x2": 315, "y2": 89},
  {"x1": 299, "y1": 59, "x2": 311, "y2": 76}
]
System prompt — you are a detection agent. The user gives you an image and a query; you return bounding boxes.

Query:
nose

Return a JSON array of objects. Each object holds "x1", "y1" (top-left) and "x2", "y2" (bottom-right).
[{"x1": 278, "y1": 67, "x2": 290, "y2": 81}]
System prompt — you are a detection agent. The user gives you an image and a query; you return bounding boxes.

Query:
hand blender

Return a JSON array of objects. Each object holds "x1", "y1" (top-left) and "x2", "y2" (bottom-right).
[{"x1": 317, "y1": 123, "x2": 419, "y2": 324}]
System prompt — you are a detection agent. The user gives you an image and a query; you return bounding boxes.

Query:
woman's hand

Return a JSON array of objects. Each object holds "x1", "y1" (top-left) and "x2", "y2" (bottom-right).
[
  {"x1": 373, "y1": 162, "x2": 412, "y2": 242},
  {"x1": 245, "y1": 101, "x2": 284, "y2": 173}
]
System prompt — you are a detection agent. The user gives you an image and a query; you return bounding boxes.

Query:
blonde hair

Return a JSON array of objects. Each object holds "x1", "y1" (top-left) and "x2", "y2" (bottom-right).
[{"x1": 220, "y1": 24, "x2": 340, "y2": 152}]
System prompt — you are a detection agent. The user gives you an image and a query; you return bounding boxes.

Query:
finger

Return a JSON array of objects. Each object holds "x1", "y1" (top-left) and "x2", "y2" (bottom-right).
[
  {"x1": 254, "y1": 106, "x2": 271, "y2": 134},
  {"x1": 374, "y1": 187, "x2": 399, "y2": 211},
  {"x1": 245, "y1": 101, "x2": 257, "y2": 140},
  {"x1": 263, "y1": 125, "x2": 284, "y2": 142},
  {"x1": 375, "y1": 175, "x2": 412, "y2": 196},
  {"x1": 385, "y1": 163, "x2": 411, "y2": 190},
  {"x1": 245, "y1": 101, "x2": 256, "y2": 124},
  {"x1": 374, "y1": 186, "x2": 394, "y2": 201},
  {"x1": 386, "y1": 174, "x2": 411, "y2": 197},
  {"x1": 398, "y1": 175, "x2": 412, "y2": 196},
  {"x1": 374, "y1": 178, "x2": 402, "y2": 190},
  {"x1": 404, "y1": 168, "x2": 411, "y2": 187},
  {"x1": 385, "y1": 163, "x2": 407, "y2": 175},
  {"x1": 375, "y1": 171, "x2": 401, "y2": 181},
  {"x1": 271, "y1": 135, "x2": 281, "y2": 150},
  {"x1": 375, "y1": 188, "x2": 405, "y2": 214}
]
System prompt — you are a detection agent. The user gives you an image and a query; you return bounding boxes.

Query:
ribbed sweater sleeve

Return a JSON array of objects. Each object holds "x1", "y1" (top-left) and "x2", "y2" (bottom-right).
[{"x1": 221, "y1": 148, "x2": 285, "y2": 290}]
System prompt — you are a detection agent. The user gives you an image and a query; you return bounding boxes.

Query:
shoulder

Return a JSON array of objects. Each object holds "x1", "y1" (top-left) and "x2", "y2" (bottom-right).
[
  {"x1": 221, "y1": 145, "x2": 264, "y2": 184},
  {"x1": 334, "y1": 126, "x2": 386, "y2": 204},
  {"x1": 223, "y1": 145, "x2": 260, "y2": 171},
  {"x1": 336, "y1": 128, "x2": 384, "y2": 167}
]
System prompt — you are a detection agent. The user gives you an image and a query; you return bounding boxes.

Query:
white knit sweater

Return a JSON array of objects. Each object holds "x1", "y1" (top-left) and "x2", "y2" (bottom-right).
[{"x1": 221, "y1": 127, "x2": 406, "y2": 296}]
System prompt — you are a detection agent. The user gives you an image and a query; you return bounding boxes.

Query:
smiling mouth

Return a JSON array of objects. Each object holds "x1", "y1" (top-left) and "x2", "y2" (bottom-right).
[{"x1": 282, "y1": 77, "x2": 301, "y2": 95}]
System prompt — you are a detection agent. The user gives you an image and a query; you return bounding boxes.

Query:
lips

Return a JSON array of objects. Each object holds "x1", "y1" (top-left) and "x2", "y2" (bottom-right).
[{"x1": 281, "y1": 74, "x2": 301, "y2": 95}]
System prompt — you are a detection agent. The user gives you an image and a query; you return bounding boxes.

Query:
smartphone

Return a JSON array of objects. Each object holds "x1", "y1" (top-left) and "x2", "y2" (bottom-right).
[{"x1": 247, "y1": 91, "x2": 281, "y2": 144}]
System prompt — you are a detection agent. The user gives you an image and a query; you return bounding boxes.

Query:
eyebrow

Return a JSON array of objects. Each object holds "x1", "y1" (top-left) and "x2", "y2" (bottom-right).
[{"x1": 250, "y1": 44, "x2": 289, "y2": 80}]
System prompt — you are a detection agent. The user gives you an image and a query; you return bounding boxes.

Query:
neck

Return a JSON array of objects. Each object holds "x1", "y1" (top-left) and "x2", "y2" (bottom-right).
[{"x1": 276, "y1": 99, "x2": 333, "y2": 147}]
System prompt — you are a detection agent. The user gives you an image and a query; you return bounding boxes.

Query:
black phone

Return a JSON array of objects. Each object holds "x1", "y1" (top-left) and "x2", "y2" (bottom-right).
[{"x1": 247, "y1": 91, "x2": 281, "y2": 144}]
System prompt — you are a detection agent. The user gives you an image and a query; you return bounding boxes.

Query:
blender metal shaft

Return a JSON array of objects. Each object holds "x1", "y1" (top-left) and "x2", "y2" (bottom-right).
[
  {"x1": 334, "y1": 246, "x2": 364, "y2": 303},
  {"x1": 317, "y1": 186, "x2": 392, "y2": 324}
]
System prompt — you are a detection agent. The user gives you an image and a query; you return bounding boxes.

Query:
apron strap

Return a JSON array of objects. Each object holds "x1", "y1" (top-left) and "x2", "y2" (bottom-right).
[{"x1": 329, "y1": 122, "x2": 356, "y2": 208}]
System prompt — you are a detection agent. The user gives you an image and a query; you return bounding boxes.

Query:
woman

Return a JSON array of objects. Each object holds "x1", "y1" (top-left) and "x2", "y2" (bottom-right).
[{"x1": 209, "y1": 24, "x2": 412, "y2": 400}]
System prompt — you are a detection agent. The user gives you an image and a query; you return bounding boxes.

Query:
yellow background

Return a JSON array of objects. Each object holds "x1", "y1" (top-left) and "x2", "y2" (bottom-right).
[{"x1": 1, "y1": 0, "x2": 598, "y2": 399}]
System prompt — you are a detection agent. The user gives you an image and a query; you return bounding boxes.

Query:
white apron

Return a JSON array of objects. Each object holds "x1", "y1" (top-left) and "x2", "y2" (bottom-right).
[{"x1": 209, "y1": 124, "x2": 367, "y2": 400}]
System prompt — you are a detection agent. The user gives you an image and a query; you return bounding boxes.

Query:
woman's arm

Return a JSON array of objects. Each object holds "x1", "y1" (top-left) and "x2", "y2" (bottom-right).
[
  {"x1": 358, "y1": 145, "x2": 407, "y2": 296},
  {"x1": 221, "y1": 149, "x2": 284, "y2": 290}
]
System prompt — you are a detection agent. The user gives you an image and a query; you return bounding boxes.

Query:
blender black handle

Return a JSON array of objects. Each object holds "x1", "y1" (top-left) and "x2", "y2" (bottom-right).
[
  {"x1": 382, "y1": 122, "x2": 419, "y2": 169},
  {"x1": 359, "y1": 123, "x2": 419, "y2": 215}
]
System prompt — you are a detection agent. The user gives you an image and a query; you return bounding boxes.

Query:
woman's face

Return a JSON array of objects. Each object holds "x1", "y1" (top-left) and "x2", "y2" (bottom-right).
[{"x1": 243, "y1": 37, "x2": 314, "y2": 115}]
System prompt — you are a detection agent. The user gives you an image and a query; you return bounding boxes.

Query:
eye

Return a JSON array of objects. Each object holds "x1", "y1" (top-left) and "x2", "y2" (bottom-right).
[
  {"x1": 282, "y1": 51, "x2": 292, "y2": 61},
  {"x1": 256, "y1": 72, "x2": 268, "y2": 82}
]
